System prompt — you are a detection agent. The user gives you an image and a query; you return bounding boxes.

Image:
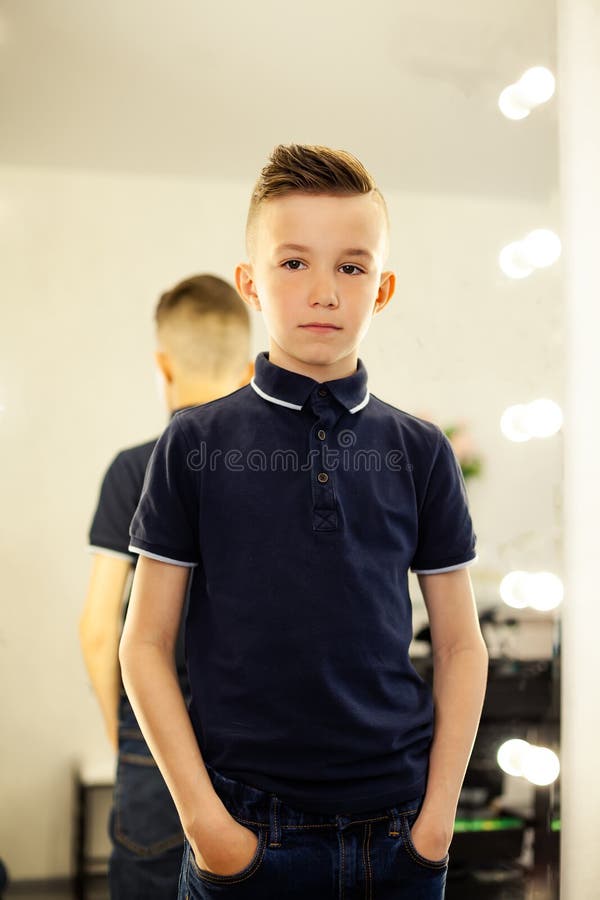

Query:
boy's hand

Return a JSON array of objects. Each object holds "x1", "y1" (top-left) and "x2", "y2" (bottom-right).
[
  {"x1": 410, "y1": 813, "x2": 452, "y2": 862},
  {"x1": 190, "y1": 816, "x2": 259, "y2": 876}
]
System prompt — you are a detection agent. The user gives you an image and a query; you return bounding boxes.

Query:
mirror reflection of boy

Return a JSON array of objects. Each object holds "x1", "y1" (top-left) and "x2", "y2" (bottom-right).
[
  {"x1": 121, "y1": 146, "x2": 489, "y2": 899},
  {"x1": 80, "y1": 275, "x2": 252, "y2": 898}
]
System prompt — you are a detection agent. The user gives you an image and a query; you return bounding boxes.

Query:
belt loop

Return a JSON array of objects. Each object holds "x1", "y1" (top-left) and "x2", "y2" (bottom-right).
[
  {"x1": 387, "y1": 807, "x2": 401, "y2": 837},
  {"x1": 269, "y1": 794, "x2": 282, "y2": 848}
]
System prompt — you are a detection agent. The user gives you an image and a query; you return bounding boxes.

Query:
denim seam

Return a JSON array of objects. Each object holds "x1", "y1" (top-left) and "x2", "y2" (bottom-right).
[
  {"x1": 269, "y1": 795, "x2": 282, "y2": 848},
  {"x1": 119, "y1": 752, "x2": 156, "y2": 767},
  {"x1": 362, "y1": 822, "x2": 373, "y2": 900},
  {"x1": 120, "y1": 727, "x2": 144, "y2": 740},
  {"x1": 113, "y1": 825, "x2": 184, "y2": 856},
  {"x1": 339, "y1": 828, "x2": 345, "y2": 900},
  {"x1": 233, "y1": 813, "x2": 401, "y2": 830}
]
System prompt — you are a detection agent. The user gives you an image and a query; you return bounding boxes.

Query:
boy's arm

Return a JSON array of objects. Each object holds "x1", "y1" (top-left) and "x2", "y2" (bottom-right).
[
  {"x1": 119, "y1": 554, "x2": 260, "y2": 876},
  {"x1": 79, "y1": 553, "x2": 132, "y2": 749},
  {"x1": 412, "y1": 567, "x2": 488, "y2": 860}
]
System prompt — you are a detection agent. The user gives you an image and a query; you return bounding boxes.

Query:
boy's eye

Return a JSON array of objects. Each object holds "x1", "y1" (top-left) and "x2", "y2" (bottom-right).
[
  {"x1": 282, "y1": 259, "x2": 306, "y2": 270},
  {"x1": 339, "y1": 264, "x2": 364, "y2": 275}
]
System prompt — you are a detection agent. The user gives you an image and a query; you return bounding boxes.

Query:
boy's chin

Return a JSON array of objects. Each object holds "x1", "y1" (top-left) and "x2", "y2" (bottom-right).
[
  {"x1": 269, "y1": 337, "x2": 356, "y2": 373},
  {"x1": 290, "y1": 346, "x2": 345, "y2": 366}
]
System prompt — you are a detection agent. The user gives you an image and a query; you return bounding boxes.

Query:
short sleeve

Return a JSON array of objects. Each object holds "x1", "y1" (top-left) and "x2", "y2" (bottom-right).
[
  {"x1": 410, "y1": 430, "x2": 478, "y2": 574},
  {"x1": 128, "y1": 416, "x2": 200, "y2": 568},
  {"x1": 88, "y1": 452, "x2": 141, "y2": 562}
]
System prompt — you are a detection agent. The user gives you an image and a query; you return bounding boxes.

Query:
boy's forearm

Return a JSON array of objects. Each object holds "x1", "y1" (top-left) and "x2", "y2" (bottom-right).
[
  {"x1": 79, "y1": 628, "x2": 120, "y2": 749},
  {"x1": 90, "y1": 655, "x2": 120, "y2": 749},
  {"x1": 119, "y1": 637, "x2": 231, "y2": 837},
  {"x1": 420, "y1": 639, "x2": 488, "y2": 839}
]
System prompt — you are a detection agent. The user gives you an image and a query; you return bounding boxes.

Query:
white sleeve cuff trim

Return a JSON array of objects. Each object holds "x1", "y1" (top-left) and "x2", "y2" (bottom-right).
[
  {"x1": 412, "y1": 554, "x2": 479, "y2": 575},
  {"x1": 127, "y1": 545, "x2": 198, "y2": 568},
  {"x1": 87, "y1": 545, "x2": 134, "y2": 562}
]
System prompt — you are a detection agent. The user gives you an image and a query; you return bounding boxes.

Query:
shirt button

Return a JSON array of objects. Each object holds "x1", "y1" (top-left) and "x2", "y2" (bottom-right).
[
  {"x1": 317, "y1": 429, "x2": 326, "y2": 440},
  {"x1": 317, "y1": 472, "x2": 329, "y2": 484},
  {"x1": 318, "y1": 388, "x2": 328, "y2": 397}
]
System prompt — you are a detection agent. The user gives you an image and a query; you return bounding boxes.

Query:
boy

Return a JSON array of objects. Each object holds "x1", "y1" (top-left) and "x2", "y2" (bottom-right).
[
  {"x1": 120, "y1": 145, "x2": 488, "y2": 899},
  {"x1": 80, "y1": 274, "x2": 252, "y2": 898}
]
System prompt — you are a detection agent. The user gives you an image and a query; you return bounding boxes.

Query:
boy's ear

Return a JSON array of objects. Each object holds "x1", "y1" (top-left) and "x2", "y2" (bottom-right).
[
  {"x1": 154, "y1": 349, "x2": 174, "y2": 384},
  {"x1": 374, "y1": 271, "x2": 396, "y2": 314},
  {"x1": 237, "y1": 359, "x2": 254, "y2": 387},
  {"x1": 235, "y1": 263, "x2": 261, "y2": 312}
]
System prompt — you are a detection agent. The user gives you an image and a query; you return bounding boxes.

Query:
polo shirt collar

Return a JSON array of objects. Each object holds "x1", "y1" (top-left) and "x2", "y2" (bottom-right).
[
  {"x1": 251, "y1": 351, "x2": 370, "y2": 415},
  {"x1": 170, "y1": 405, "x2": 194, "y2": 419}
]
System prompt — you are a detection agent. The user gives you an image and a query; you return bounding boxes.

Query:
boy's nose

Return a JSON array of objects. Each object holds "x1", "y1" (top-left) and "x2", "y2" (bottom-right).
[{"x1": 310, "y1": 275, "x2": 339, "y2": 307}]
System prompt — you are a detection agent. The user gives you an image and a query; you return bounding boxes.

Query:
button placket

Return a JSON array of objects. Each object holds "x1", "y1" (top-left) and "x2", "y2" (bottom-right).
[{"x1": 309, "y1": 388, "x2": 341, "y2": 532}]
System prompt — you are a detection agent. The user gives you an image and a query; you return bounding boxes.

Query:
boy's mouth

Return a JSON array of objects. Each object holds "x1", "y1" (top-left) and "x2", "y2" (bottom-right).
[{"x1": 299, "y1": 323, "x2": 342, "y2": 332}]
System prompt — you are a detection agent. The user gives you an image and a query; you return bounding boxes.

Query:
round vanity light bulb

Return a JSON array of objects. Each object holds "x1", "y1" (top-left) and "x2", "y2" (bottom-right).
[
  {"x1": 515, "y1": 67, "x2": 556, "y2": 107},
  {"x1": 500, "y1": 571, "x2": 531, "y2": 609},
  {"x1": 497, "y1": 739, "x2": 531, "y2": 776},
  {"x1": 521, "y1": 229, "x2": 562, "y2": 269},
  {"x1": 528, "y1": 572, "x2": 564, "y2": 611},
  {"x1": 500, "y1": 405, "x2": 531, "y2": 442},
  {"x1": 499, "y1": 85, "x2": 531, "y2": 120},
  {"x1": 522, "y1": 745, "x2": 560, "y2": 786},
  {"x1": 499, "y1": 242, "x2": 534, "y2": 279},
  {"x1": 525, "y1": 398, "x2": 563, "y2": 438}
]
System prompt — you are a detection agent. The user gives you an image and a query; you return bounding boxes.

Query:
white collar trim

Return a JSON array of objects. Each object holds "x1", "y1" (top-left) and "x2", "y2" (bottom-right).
[
  {"x1": 349, "y1": 392, "x2": 370, "y2": 414},
  {"x1": 251, "y1": 378, "x2": 370, "y2": 415},
  {"x1": 250, "y1": 378, "x2": 303, "y2": 410}
]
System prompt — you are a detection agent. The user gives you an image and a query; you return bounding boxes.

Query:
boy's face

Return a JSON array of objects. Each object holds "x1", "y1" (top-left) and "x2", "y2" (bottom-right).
[{"x1": 236, "y1": 192, "x2": 395, "y2": 382}]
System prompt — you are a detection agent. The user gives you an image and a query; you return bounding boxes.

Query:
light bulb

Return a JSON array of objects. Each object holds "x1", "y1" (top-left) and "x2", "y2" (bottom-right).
[
  {"x1": 500, "y1": 405, "x2": 531, "y2": 442},
  {"x1": 499, "y1": 67, "x2": 555, "y2": 120},
  {"x1": 526, "y1": 398, "x2": 563, "y2": 438},
  {"x1": 522, "y1": 745, "x2": 560, "y2": 786},
  {"x1": 497, "y1": 739, "x2": 531, "y2": 776},
  {"x1": 515, "y1": 67, "x2": 556, "y2": 107},
  {"x1": 528, "y1": 572, "x2": 564, "y2": 611},
  {"x1": 521, "y1": 230, "x2": 562, "y2": 269},
  {"x1": 500, "y1": 571, "x2": 531, "y2": 609},
  {"x1": 499, "y1": 86, "x2": 530, "y2": 121},
  {"x1": 499, "y1": 242, "x2": 534, "y2": 279}
]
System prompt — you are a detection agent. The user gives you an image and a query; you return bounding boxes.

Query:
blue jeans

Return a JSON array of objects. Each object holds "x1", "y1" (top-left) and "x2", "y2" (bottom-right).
[
  {"x1": 108, "y1": 690, "x2": 185, "y2": 899},
  {"x1": 178, "y1": 764, "x2": 447, "y2": 899}
]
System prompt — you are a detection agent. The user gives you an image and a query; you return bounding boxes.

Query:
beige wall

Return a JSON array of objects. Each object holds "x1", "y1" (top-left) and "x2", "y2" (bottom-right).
[
  {"x1": 0, "y1": 163, "x2": 562, "y2": 878},
  {"x1": 558, "y1": 0, "x2": 600, "y2": 894}
]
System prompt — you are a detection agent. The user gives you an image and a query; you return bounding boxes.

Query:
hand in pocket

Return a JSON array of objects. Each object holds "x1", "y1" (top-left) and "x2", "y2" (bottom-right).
[
  {"x1": 409, "y1": 815, "x2": 450, "y2": 864},
  {"x1": 191, "y1": 817, "x2": 260, "y2": 876}
]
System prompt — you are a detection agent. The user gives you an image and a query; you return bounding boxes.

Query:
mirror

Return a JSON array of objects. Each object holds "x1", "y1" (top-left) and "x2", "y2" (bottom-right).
[{"x1": 0, "y1": 1, "x2": 561, "y2": 896}]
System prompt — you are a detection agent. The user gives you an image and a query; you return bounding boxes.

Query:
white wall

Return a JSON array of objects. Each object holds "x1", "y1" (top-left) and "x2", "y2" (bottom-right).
[
  {"x1": 0, "y1": 163, "x2": 562, "y2": 879},
  {"x1": 558, "y1": 0, "x2": 600, "y2": 894}
]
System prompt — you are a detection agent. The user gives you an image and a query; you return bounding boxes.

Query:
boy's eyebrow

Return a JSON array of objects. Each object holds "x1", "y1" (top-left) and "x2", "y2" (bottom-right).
[{"x1": 275, "y1": 243, "x2": 375, "y2": 261}]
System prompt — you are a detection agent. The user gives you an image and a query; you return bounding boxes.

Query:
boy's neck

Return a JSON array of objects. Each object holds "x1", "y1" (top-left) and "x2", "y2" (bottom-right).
[
  {"x1": 166, "y1": 378, "x2": 240, "y2": 413},
  {"x1": 267, "y1": 344, "x2": 358, "y2": 383}
]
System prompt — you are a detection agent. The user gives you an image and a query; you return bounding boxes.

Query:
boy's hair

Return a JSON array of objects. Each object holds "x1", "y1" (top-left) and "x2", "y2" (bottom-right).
[
  {"x1": 246, "y1": 143, "x2": 389, "y2": 252},
  {"x1": 155, "y1": 274, "x2": 250, "y2": 380}
]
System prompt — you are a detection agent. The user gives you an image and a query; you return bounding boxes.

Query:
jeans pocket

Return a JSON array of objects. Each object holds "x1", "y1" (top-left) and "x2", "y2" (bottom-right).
[
  {"x1": 400, "y1": 812, "x2": 449, "y2": 870},
  {"x1": 112, "y1": 751, "x2": 184, "y2": 856},
  {"x1": 187, "y1": 825, "x2": 267, "y2": 886}
]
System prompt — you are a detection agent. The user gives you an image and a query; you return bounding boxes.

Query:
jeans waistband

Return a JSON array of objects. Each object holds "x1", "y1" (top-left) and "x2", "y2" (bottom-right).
[{"x1": 204, "y1": 763, "x2": 422, "y2": 845}]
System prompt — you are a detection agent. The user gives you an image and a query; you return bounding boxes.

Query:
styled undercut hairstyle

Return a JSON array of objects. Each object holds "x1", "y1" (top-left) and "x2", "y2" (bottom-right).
[
  {"x1": 246, "y1": 143, "x2": 389, "y2": 254},
  {"x1": 154, "y1": 274, "x2": 250, "y2": 380}
]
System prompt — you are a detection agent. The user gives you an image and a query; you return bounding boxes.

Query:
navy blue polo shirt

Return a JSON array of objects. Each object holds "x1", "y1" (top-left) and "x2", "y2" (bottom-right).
[
  {"x1": 128, "y1": 351, "x2": 477, "y2": 814},
  {"x1": 87, "y1": 407, "x2": 193, "y2": 675}
]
